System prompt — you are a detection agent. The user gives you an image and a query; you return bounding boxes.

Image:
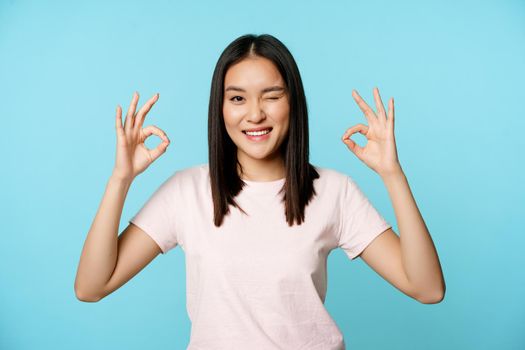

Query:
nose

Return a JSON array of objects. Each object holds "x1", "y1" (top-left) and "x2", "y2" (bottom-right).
[{"x1": 246, "y1": 100, "x2": 266, "y2": 123}]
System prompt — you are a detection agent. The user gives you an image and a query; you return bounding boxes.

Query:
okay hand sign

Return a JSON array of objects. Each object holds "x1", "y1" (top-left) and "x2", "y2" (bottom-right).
[
  {"x1": 342, "y1": 87, "x2": 401, "y2": 177},
  {"x1": 112, "y1": 92, "x2": 170, "y2": 182}
]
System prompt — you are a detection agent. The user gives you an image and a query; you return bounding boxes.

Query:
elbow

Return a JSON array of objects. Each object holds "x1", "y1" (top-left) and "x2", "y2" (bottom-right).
[
  {"x1": 414, "y1": 277, "x2": 446, "y2": 304},
  {"x1": 75, "y1": 290, "x2": 102, "y2": 303},
  {"x1": 416, "y1": 288, "x2": 446, "y2": 304},
  {"x1": 74, "y1": 284, "x2": 103, "y2": 303}
]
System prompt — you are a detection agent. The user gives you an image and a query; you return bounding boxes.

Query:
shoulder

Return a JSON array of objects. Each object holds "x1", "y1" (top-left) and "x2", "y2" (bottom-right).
[
  {"x1": 165, "y1": 163, "x2": 210, "y2": 192},
  {"x1": 165, "y1": 164, "x2": 208, "y2": 187},
  {"x1": 312, "y1": 164, "x2": 352, "y2": 186},
  {"x1": 309, "y1": 165, "x2": 356, "y2": 203},
  {"x1": 172, "y1": 163, "x2": 209, "y2": 180}
]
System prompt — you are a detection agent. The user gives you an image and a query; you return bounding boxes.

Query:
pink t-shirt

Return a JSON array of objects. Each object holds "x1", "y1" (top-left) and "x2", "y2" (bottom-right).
[{"x1": 129, "y1": 163, "x2": 392, "y2": 349}]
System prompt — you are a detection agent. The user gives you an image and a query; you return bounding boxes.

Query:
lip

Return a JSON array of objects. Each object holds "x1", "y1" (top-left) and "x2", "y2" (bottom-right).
[
  {"x1": 243, "y1": 127, "x2": 273, "y2": 133},
  {"x1": 243, "y1": 127, "x2": 272, "y2": 142}
]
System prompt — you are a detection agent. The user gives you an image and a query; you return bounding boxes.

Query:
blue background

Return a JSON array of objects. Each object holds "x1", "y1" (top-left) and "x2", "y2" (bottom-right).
[{"x1": 1, "y1": 0, "x2": 524, "y2": 349}]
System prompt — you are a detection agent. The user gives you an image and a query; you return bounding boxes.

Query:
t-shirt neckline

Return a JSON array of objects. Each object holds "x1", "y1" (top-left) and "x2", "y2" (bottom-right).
[{"x1": 241, "y1": 177, "x2": 286, "y2": 195}]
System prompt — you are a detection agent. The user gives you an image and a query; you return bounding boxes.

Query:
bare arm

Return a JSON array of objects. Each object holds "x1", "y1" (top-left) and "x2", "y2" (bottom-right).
[
  {"x1": 75, "y1": 191, "x2": 163, "y2": 301},
  {"x1": 74, "y1": 91, "x2": 170, "y2": 302},
  {"x1": 378, "y1": 169, "x2": 445, "y2": 302},
  {"x1": 343, "y1": 88, "x2": 445, "y2": 303},
  {"x1": 74, "y1": 175, "x2": 132, "y2": 301}
]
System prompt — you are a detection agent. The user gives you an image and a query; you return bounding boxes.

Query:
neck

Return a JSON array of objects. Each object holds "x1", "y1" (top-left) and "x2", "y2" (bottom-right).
[{"x1": 237, "y1": 150, "x2": 285, "y2": 182}]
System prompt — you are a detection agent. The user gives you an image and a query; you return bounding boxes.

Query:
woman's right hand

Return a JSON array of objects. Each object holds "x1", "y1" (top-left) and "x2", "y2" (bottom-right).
[{"x1": 112, "y1": 91, "x2": 170, "y2": 182}]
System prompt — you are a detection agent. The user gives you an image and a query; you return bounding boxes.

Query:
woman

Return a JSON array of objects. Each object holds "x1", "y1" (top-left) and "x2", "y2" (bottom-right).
[{"x1": 74, "y1": 34, "x2": 445, "y2": 349}]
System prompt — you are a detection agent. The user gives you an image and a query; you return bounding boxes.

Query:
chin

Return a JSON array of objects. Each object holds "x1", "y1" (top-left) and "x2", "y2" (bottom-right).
[{"x1": 238, "y1": 148, "x2": 278, "y2": 161}]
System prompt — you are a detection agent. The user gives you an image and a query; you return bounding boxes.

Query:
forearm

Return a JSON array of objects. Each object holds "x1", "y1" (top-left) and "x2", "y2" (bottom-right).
[
  {"x1": 74, "y1": 175, "x2": 132, "y2": 301},
  {"x1": 381, "y1": 167, "x2": 445, "y2": 302}
]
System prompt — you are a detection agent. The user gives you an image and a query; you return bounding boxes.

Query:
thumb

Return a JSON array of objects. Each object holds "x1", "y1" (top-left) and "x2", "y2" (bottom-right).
[
  {"x1": 342, "y1": 137, "x2": 364, "y2": 158},
  {"x1": 148, "y1": 139, "x2": 170, "y2": 162},
  {"x1": 342, "y1": 123, "x2": 368, "y2": 158},
  {"x1": 142, "y1": 125, "x2": 170, "y2": 162}
]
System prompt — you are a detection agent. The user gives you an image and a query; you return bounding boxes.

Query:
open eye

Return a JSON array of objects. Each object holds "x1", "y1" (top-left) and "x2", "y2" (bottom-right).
[{"x1": 230, "y1": 96, "x2": 244, "y2": 102}]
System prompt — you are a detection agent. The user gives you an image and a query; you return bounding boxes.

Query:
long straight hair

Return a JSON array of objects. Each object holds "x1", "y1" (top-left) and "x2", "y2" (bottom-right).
[{"x1": 208, "y1": 34, "x2": 319, "y2": 227}]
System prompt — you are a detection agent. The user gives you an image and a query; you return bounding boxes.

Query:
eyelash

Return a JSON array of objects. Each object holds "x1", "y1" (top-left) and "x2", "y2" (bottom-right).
[{"x1": 230, "y1": 96, "x2": 280, "y2": 102}]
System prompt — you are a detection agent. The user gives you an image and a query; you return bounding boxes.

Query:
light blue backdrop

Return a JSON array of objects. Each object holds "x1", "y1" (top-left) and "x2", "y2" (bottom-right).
[{"x1": 1, "y1": 0, "x2": 524, "y2": 349}]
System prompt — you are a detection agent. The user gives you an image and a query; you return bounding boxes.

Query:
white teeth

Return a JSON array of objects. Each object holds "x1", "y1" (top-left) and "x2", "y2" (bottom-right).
[{"x1": 245, "y1": 129, "x2": 271, "y2": 136}]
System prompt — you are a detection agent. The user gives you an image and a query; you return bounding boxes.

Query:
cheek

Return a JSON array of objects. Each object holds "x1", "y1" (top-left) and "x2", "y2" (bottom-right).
[
  {"x1": 268, "y1": 102, "x2": 290, "y2": 124},
  {"x1": 223, "y1": 104, "x2": 245, "y2": 124},
  {"x1": 222, "y1": 106, "x2": 242, "y2": 139}
]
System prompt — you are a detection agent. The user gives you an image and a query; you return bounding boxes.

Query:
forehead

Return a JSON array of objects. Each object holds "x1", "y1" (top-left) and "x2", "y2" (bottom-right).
[{"x1": 224, "y1": 57, "x2": 284, "y2": 89}]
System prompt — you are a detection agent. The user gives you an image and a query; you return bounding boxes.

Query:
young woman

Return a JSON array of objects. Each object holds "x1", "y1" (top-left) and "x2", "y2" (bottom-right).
[{"x1": 75, "y1": 34, "x2": 445, "y2": 349}]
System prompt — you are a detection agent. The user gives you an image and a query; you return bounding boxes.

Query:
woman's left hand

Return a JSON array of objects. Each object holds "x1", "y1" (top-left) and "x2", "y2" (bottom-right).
[{"x1": 342, "y1": 87, "x2": 402, "y2": 178}]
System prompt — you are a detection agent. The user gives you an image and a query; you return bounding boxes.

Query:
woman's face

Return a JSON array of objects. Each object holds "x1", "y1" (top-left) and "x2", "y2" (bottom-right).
[{"x1": 222, "y1": 56, "x2": 290, "y2": 166}]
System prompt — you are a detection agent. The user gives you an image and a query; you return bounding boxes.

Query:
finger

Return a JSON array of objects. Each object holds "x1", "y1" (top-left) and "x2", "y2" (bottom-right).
[
  {"x1": 373, "y1": 87, "x2": 387, "y2": 123},
  {"x1": 134, "y1": 93, "x2": 159, "y2": 129},
  {"x1": 387, "y1": 97, "x2": 395, "y2": 131},
  {"x1": 115, "y1": 105, "x2": 125, "y2": 136},
  {"x1": 342, "y1": 123, "x2": 369, "y2": 141},
  {"x1": 124, "y1": 91, "x2": 139, "y2": 131},
  {"x1": 343, "y1": 136, "x2": 363, "y2": 156},
  {"x1": 142, "y1": 125, "x2": 170, "y2": 161},
  {"x1": 352, "y1": 89, "x2": 377, "y2": 123},
  {"x1": 142, "y1": 125, "x2": 170, "y2": 143},
  {"x1": 341, "y1": 123, "x2": 369, "y2": 158},
  {"x1": 148, "y1": 139, "x2": 170, "y2": 162}
]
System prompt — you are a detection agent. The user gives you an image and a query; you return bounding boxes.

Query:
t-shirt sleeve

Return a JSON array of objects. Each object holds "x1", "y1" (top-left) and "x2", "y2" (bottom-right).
[
  {"x1": 338, "y1": 175, "x2": 392, "y2": 260},
  {"x1": 128, "y1": 173, "x2": 179, "y2": 255}
]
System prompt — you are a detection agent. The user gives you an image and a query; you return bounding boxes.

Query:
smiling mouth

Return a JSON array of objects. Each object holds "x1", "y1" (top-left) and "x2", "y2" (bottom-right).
[{"x1": 242, "y1": 127, "x2": 273, "y2": 136}]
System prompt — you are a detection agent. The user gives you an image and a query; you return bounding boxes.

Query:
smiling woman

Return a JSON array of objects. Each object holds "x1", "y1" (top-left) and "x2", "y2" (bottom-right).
[
  {"x1": 75, "y1": 32, "x2": 445, "y2": 350},
  {"x1": 207, "y1": 34, "x2": 320, "y2": 228}
]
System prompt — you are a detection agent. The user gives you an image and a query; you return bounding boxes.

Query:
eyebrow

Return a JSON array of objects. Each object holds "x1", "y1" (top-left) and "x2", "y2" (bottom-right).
[{"x1": 224, "y1": 85, "x2": 286, "y2": 93}]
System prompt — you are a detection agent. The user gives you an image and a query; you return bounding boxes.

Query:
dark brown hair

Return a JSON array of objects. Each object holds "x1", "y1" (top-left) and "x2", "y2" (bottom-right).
[{"x1": 208, "y1": 33, "x2": 319, "y2": 227}]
